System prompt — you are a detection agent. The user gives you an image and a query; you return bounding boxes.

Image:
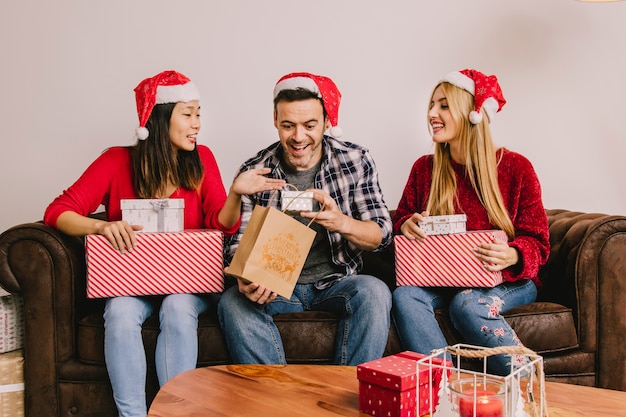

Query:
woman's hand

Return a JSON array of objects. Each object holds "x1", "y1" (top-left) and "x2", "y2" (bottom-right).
[
  {"x1": 400, "y1": 211, "x2": 429, "y2": 240},
  {"x1": 473, "y1": 239, "x2": 519, "y2": 271},
  {"x1": 231, "y1": 167, "x2": 286, "y2": 196},
  {"x1": 95, "y1": 220, "x2": 142, "y2": 253}
]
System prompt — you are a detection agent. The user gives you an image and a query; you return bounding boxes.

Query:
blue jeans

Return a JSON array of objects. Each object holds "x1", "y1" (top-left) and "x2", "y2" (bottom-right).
[
  {"x1": 217, "y1": 275, "x2": 391, "y2": 366},
  {"x1": 103, "y1": 293, "x2": 211, "y2": 417},
  {"x1": 391, "y1": 280, "x2": 537, "y2": 375}
]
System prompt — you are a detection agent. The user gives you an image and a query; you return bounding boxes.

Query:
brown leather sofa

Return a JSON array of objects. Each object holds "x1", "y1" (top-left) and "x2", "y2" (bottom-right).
[{"x1": 1, "y1": 209, "x2": 625, "y2": 417}]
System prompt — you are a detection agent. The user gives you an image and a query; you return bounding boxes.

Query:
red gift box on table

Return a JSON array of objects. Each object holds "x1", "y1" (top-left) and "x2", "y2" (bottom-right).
[
  {"x1": 85, "y1": 230, "x2": 224, "y2": 298},
  {"x1": 394, "y1": 230, "x2": 507, "y2": 288},
  {"x1": 357, "y1": 351, "x2": 450, "y2": 417}
]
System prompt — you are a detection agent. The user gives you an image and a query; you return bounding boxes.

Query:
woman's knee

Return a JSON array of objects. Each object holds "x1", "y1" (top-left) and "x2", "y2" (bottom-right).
[
  {"x1": 160, "y1": 294, "x2": 207, "y2": 321},
  {"x1": 449, "y1": 289, "x2": 499, "y2": 325},
  {"x1": 104, "y1": 296, "x2": 152, "y2": 328}
]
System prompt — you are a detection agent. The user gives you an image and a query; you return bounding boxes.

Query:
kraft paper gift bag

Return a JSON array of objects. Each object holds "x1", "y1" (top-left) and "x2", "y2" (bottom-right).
[{"x1": 228, "y1": 205, "x2": 316, "y2": 298}]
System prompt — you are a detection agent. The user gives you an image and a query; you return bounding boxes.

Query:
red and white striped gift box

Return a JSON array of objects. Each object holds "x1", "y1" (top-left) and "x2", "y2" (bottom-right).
[
  {"x1": 85, "y1": 230, "x2": 224, "y2": 298},
  {"x1": 394, "y1": 230, "x2": 507, "y2": 287}
]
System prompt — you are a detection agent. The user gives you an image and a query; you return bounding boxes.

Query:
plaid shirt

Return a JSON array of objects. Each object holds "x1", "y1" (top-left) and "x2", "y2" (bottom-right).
[{"x1": 225, "y1": 136, "x2": 392, "y2": 277}]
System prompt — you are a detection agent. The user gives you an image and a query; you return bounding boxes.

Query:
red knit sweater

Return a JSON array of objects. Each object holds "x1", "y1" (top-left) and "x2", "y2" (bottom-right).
[
  {"x1": 44, "y1": 145, "x2": 240, "y2": 235},
  {"x1": 392, "y1": 149, "x2": 549, "y2": 285}
]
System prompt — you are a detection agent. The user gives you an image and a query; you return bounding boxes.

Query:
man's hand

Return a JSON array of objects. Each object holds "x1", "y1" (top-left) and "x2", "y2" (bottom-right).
[
  {"x1": 299, "y1": 189, "x2": 382, "y2": 250},
  {"x1": 224, "y1": 266, "x2": 277, "y2": 305},
  {"x1": 231, "y1": 167, "x2": 286, "y2": 196},
  {"x1": 299, "y1": 189, "x2": 347, "y2": 233}
]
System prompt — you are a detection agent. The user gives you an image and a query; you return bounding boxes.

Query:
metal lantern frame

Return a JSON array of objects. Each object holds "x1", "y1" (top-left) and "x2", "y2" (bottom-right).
[{"x1": 416, "y1": 343, "x2": 548, "y2": 417}]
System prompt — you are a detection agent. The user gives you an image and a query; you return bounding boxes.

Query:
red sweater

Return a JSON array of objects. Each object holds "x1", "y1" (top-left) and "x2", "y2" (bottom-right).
[
  {"x1": 44, "y1": 145, "x2": 240, "y2": 235},
  {"x1": 392, "y1": 149, "x2": 549, "y2": 285}
]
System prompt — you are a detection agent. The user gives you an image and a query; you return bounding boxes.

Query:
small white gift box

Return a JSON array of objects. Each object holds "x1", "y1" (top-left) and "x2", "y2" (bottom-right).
[
  {"x1": 418, "y1": 214, "x2": 467, "y2": 236},
  {"x1": 281, "y1": 191, "x2": 315, "y2": 214},
  {"x1": 121, "y1": 198, "x2": 184, "y2": 233}
]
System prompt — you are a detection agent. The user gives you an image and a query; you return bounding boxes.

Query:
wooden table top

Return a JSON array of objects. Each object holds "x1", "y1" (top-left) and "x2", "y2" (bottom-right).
[{"x1": 147, "y1": 364, "x2": 626, "y2": 417}]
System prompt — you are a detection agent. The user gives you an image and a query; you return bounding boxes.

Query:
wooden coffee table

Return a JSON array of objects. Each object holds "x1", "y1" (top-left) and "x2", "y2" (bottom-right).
[{"x1": 147, "y1": 364, "x2": 626, "y2": 417}]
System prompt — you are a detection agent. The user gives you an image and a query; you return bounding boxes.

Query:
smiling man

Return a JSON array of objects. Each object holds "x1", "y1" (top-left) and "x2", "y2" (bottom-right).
[{"x1": 218, "y1": 72, "x2": 393, "y2": 366}]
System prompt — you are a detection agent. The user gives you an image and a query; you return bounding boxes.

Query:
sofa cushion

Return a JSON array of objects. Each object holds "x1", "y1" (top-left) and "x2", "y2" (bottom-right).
[
  {"x1": 77, "y1": 309, "x2": 343, "y2": 366},
  {"x1": 434, "y1": 301, "x2": 578, "y2": 354},
  {"x1": 77, "y1": 301, "x2": 577, "y2": 368}
]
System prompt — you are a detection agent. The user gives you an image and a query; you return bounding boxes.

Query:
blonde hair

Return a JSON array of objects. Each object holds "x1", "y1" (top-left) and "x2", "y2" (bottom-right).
[{"x1": 426, "y1": 82, "x2": 515, "y2": 239}]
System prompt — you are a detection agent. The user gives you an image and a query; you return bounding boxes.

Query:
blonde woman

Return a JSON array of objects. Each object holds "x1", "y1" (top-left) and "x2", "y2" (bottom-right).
[{"x1": 391, "y1": 69, "x2": 550, "y2": 375}]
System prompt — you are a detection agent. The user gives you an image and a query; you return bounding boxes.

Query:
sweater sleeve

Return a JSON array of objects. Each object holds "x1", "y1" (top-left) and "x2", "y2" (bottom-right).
[
  {"x1": 43, "y1": 148, "x2": 130, "y2": 228},
  {"x1": 392, "y1": 155, "x2": 432, "y2": 235},
  {"x1": 500, "y1": 153, "x2": 550, "y2": 284}
]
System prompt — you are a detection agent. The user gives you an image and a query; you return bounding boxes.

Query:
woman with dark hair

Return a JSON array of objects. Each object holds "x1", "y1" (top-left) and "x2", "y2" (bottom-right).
[{"x1": 44, "y1": 70, "x2": 285, "y2": 417}]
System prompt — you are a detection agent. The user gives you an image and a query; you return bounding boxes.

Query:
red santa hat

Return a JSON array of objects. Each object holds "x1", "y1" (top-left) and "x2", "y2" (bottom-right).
[
  {"x1": 133, "y1": 70, "x2": 200, "y2": 140},
  {"x1": 440, "y1": 69, "x2": 506, "y2": 124},
  {"x1": 273, "y1": 72, "x2": 343, "y2": 138}
]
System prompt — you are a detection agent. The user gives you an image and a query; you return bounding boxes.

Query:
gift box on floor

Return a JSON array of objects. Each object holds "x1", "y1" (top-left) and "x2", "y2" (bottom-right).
[
  {"x1": 395, "y1": 230, "x2": 507, "y2": 287},
  {"x1": 0, "y1": 349, "x2": 25, "y2": 417},
  {"x1": 0, "y1": 295, "x2": 24, "y2": 354},
  {"x1": 418, "y1": 214, "x2": 467, "y2": 236},
  {"x1": 357, "y1": 351, "x2": 450, "y2": 417},
  {"x1": 121, "y1": 198, "x2": 184, "y2": 233},
  {"x1": 85, "y1": 230, "x2": 224, "y2": 298}
]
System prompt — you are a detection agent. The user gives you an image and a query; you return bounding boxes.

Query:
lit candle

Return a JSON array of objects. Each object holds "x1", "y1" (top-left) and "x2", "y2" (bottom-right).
[{"x1": 459, "y1": 389, "x2": 503, "y2": 417}]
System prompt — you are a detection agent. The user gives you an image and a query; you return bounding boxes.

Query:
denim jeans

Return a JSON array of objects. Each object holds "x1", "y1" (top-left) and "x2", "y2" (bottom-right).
[
  {"x1": 217, "y1": 275, "x2": 391, "y2": 366},
  {"x1": 103, "y1": 293, "x2": 211, "y2": 417},
  {"x1": 391, "y1": 279, "x2": 537, "y2": 375}
]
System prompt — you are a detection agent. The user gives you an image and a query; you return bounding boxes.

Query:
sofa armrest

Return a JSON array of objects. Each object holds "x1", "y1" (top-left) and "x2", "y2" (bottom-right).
[
  {"x1": 542, "y1": 209, "x2": 626, "y2": 390},
  {"x1": 0, "y1": 221, "x2": 89, "y2": 413}
]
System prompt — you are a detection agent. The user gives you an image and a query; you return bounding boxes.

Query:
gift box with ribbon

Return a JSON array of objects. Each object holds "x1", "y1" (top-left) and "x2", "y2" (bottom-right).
[
  {"x1": 121, "y1": 198, "x2": 184, "y2": 233},
  {"x1": 85, "y1": 230, "x2": 224, "y2": 298},
  {"x1": 395, "y1": 230, "x2": 507, "y2": 287},
  {"x1": 357, "y1": 351, "x2": 451, "y2": 417}
]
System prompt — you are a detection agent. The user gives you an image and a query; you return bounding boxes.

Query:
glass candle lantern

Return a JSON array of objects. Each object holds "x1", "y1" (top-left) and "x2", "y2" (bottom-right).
[{"x1": 449, "y1": 377, "x2": 506, "y2": 417}]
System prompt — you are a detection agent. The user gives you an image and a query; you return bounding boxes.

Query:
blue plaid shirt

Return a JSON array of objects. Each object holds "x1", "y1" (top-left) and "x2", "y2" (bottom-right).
[{"x1": 225, "y1": 136, "x2": 393, "y2": 277}]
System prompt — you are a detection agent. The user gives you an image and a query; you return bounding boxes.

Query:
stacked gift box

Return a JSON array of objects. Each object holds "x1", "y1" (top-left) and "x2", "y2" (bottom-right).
[
  {"x1": 395, "y1": 214, "x2": 507, "y2": 288},
  {"x1": 357, "y1": 351, "x2": 450, "y2": 417},
  {"x1": 0, "y1": 294, "x2": 25, "y2": 417},
  {"x1": 86, "y1": 198, "x2": 225, "y2": 298}
]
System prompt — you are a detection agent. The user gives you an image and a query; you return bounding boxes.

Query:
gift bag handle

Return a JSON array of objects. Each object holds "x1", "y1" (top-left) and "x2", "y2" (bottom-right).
[{"x1": 270, "y1": 185, "x2": 325, "y2": 228}]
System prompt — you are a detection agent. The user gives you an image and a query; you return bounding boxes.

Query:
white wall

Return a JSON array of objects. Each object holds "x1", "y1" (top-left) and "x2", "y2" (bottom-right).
[{"x1": 1, "y1": 0, "x2": 625, "y2": 234}]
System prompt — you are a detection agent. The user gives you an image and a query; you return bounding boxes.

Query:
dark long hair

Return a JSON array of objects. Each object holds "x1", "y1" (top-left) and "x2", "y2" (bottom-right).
[{"x1": 130, "y1": 103, "x2": 204, "y2": 198}]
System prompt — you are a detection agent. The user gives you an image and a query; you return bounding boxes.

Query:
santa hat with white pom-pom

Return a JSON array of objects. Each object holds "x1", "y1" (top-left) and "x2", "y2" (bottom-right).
[
  {"x1": 133, "y1": 70, "x2": 200, "y2": 140},
  {"x1": 273, "y1": 72, "x2": 343, "y2": 138},
  {"x1": 440, "y1": 69, "x2": 506, "y2": 124}
]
